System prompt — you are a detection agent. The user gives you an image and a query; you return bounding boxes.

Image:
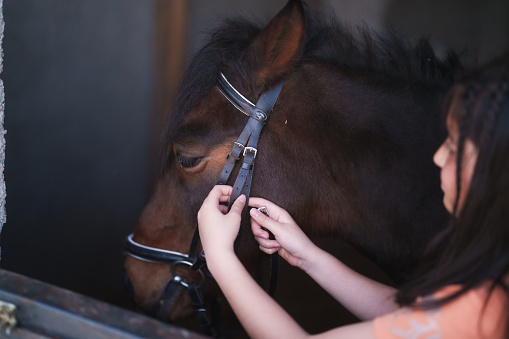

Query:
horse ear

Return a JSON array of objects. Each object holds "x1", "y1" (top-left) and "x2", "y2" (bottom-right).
[{"x1": 246, "y1": 0, "x2": 306, "y2": 87}]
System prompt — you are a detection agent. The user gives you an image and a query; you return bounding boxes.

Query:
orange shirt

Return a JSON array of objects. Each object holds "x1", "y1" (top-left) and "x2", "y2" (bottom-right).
[{"x1": 373, "y1": 283, "x2": 507, "y2": 339}]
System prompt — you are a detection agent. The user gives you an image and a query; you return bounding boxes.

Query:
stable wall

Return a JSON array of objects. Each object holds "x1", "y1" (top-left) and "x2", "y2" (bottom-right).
[{"x1": 1, "y1": 0, "x2": 155, "y2": 305}]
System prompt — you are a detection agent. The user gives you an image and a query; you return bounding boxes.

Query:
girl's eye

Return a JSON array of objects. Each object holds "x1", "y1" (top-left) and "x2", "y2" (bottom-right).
[
  {"x1": 445, "y1": 139, "x2": 457, "y2": 155},
  {"x1": 176, "y1": 153, "x2": 203, "y2": 168}
]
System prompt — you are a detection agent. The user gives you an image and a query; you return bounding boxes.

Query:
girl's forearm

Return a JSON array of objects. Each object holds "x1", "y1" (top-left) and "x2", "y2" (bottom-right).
[
  {"x1": 207, "y1": 252, "x2": 310, "y2": 339},
  {"x1": 302, "y1": 246, "x2": 399, "y2": 320}
]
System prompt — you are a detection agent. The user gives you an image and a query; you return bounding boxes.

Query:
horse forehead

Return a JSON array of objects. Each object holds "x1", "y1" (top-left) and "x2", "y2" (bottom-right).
[
  {"x1": 184, "y1": 88, "x2": 227, "y2": 122},
  {"x1": 176, "y1": 94, "x2": 249, "y2": 148}
]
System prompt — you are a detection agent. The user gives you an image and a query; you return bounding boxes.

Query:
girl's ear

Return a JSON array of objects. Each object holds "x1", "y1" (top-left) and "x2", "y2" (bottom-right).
[{"x1": 245, "y1": 0, "x2": 306, "y2": 88}]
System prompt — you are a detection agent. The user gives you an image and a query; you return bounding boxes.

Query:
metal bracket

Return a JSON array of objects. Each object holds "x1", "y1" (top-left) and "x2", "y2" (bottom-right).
[{"x1": 0, "y1": 300, "x2": 17, "y2": 335}]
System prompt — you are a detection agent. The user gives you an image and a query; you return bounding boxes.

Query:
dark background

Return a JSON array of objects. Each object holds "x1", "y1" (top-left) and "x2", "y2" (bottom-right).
[{"x1": 1, "y1": 0, "x2": 508, "y2": 332}]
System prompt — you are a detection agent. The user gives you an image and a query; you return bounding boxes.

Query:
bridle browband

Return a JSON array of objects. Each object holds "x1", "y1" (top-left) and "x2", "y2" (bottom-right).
[{"x1": 124, "y1": 72, "x2": 284, "y2": 338}]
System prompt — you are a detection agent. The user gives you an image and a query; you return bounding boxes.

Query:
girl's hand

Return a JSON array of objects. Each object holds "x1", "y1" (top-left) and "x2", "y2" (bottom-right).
[
  {"x1": 249, "y1": 198, "x2": 317, "y2": 271},
  {"x1": 197, "y1": 185, "x2": 246, "y2": 259}
]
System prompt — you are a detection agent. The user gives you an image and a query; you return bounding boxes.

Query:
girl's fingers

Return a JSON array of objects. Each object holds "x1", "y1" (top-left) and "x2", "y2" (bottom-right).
[
  {"x1": 248, "y1": 198, "x2": 284, "y2": 213},
  {"x1": 248, "y1": 198, "x2": 293, "y2": 223},
  {"x1": 259, "y1": 245, "x2": 279, "y2": 255},
  {"x1": 255, "y1": 237, "x2": 280, "y2": 249},
  {"x1": 251, "y1": 219, "x2": 267, "y2": 238},
  {"x1": 206, "y1": 185, "x2": 233, "y2": 204},
  {"x1": 218, "y1": 195, "x2": 231, "y2": 203},
  {"x1": 199, "y1": 186, "x2": 235, "y2": 221},
  {"x1": 215, "y1": 185, "x2": 233, "y2": 196},
  {"x1": 250, "y1": 208, "x2": 279, "y2": 233}
]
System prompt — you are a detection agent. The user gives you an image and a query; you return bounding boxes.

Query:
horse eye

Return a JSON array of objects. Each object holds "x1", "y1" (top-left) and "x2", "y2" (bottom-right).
[{"x1": 176, "y1": 153, "x2": 202, "y2": 168}]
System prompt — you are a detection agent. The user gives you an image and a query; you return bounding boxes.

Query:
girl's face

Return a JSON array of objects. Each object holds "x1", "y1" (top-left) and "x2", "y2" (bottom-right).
[{"x1": 433, "y1": 113, "x2": 478, "y2": 214}]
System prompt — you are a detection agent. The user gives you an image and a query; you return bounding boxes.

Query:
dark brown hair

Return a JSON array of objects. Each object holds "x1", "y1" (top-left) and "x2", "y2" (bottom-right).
[{"x1": 397, "y1": 54, "x2": 509, "y2": 336}]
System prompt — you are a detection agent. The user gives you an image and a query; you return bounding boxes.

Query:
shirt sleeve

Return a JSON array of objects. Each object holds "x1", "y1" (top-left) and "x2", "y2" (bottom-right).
[{"x1": 372, "y1": 284, "x2": 506, "y2": 339}]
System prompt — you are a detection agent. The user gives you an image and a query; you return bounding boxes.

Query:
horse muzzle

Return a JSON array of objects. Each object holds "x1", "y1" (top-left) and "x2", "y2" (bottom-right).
[{"x1": 123, "y1": 234, "x2": 222, "y2": 337}]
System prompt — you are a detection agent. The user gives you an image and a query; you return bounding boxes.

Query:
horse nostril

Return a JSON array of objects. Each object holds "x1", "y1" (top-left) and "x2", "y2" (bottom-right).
[{"x1": 123, "y1": 271, "x2": 136, "y2": 303}]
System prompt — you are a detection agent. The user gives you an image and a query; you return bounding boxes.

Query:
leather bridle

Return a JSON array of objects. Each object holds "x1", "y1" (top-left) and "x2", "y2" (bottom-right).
[{"x1": 124, "y1": 72, "x2": 284, "y2": 337}]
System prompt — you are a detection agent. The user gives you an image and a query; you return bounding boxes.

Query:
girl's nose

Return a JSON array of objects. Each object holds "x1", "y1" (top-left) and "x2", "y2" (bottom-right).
[{"x1": 433, "y1": 144, "x2": 446, "y2": 168}]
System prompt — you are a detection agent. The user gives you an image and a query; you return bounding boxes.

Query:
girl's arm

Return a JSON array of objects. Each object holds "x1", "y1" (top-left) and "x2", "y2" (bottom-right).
[
  {"x1": 249, "y1": 198, "x2": 399, "y2": 320},
  {"x1": 207, "y1": 243, "x2": 375, "y2": 339},
  {"x1": 197, "y1": 186, "x2": 376, "y2": 339}
]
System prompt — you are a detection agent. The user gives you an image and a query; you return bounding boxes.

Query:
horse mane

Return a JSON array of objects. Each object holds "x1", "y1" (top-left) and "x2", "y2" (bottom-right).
[{"x1": 160, "y1": 8, "x2": 462, "y2": 171}]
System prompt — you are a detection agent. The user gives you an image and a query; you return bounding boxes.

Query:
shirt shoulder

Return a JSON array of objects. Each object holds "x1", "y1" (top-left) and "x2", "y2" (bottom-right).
[{"x1": 373, "y1": 283, "x2": 507, "y2": 339}]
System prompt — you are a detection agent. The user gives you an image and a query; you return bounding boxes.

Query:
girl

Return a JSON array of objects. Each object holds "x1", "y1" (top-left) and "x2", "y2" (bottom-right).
[{"x1": 197, "y1": 55, "x2": 509, "y2": 338}]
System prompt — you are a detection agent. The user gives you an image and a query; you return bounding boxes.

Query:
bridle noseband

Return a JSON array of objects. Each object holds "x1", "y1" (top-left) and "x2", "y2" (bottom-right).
[{"x1": 124, "y1": 72, "x2": 284, "y2": 337}]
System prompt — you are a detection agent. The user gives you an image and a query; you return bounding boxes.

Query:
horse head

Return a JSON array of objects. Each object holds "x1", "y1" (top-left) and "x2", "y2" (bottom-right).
[{"x1": 124, "y1": 0, "x2": 460, "y2": 329}]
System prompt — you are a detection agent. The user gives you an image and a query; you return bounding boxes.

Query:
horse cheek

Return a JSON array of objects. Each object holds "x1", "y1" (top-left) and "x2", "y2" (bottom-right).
[
  {"x1": 125, "y1": 170, "x2": 196, "y2": 315},
  {"x1": 125, "y1": 141, "x2": 238, "y2": 319}
]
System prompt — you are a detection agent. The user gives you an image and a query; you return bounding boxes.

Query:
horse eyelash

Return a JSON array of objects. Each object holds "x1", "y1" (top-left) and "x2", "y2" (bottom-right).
[{"x1": 176, "y1": 153, "x2": 202, "y2": 168}]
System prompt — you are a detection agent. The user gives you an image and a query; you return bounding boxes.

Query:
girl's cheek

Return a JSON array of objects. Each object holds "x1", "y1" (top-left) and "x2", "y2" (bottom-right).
[{"x1": 440, "y1": 156, "x2": 458, "y2": 213}]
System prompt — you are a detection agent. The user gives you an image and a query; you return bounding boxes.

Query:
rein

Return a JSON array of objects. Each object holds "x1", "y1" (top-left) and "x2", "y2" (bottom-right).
[{"x1": 124, "y1": 72, "x2": 284, "y2": 337}]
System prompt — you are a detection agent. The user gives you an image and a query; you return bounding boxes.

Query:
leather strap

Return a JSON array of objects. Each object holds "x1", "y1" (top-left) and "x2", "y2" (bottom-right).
[
  {"x1": 216, "y1": 72, "x2": 284, "y2": 206},
  {"x1": 216, "y1": 72, "x2": 284, "y2": 187},
  {"x1": 216, "y1": 72, "x2": 283, "y2": 294},
  {"x1": 124, "y1": 234, "x2": 188, "y2": 263},
  {"x1": 155, "y1": 276, "x2": 186, "y2": 320},
  {"x1": 189, "y1": 283, "x2": 219, "y2": 338}
]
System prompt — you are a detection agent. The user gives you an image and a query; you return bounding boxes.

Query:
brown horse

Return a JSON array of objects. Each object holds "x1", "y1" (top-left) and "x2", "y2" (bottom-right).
[{"x1": 124, "y1": 0, "x2": 461, "y2": 333}]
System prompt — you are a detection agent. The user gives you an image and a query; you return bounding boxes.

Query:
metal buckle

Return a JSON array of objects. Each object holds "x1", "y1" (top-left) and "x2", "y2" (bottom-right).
[
  {"x1": 243, "y1": 147, "x2": 257, "y2": 158},
  {"x1": 171, "y1": 261, "x2": 205, "y2": 288},
  {"x1": 234, "y1": 142, "x2": 244, "y2": 150},
  {"x1": 258, "y1": 206, "x2": 269, "y2": 216}
]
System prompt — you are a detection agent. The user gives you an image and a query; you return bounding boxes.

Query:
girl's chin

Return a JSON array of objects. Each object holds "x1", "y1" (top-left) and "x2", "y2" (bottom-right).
[{"x1": 443, "y1": 197, "x2": 453, "y2": 214}]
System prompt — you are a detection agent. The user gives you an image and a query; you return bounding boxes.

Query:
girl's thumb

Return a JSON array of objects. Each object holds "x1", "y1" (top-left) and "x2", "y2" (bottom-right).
[
  {"x1": 250, "y1": 208, "x2": 273, "y2": 227},
  {"x1": 250, "y1": 208, "x2": 277, "y2": 240},
  {"x1": 230, "y1": 195, "x2": 246, "y2": 215}
]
